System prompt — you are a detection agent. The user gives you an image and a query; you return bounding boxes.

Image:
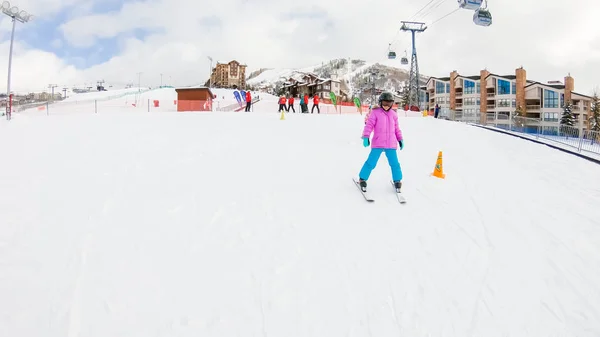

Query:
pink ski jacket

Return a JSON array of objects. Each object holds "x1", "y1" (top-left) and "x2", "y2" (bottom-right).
[{"x1": 362, "y1": 107, "x2": 403, "y2": 149}]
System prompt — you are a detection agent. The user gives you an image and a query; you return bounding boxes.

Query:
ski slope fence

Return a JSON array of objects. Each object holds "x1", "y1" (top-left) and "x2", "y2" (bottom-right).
[{"x1": 448, "y1": 110, "x2": 600, "y2": 160}]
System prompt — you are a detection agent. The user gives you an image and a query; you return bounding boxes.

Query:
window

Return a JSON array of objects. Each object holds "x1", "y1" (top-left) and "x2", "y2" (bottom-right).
[
  {"x1": 497, "y1": 99, "x2": 512, "y2": 107},
  {"x1": 476, "y1": 82, "x2": 480, "y2": 94},
  {"x1": 544, "y1": 112, "x2": 559, "y2": 121},
  {"x1": 544, "y1": 89, "x2": 558, "y2": 108},
  {"x1": 446, "y1": 83, "x2": 450, "y2": 93},
  {"x1": 463, "y1": 97, "x2": 477, "y2": 106},
  {"x1": 498, "y1": 79, "x2": 511, "y2": 95},
  {"x1": 511, "y1": 82, "x2": 516, "y2": 94},
  {"x1": 560, "y1": 93, "x2": 564, "y2": 108},
  {"x1": 436, "y1": 81, "x2": 445, "y2": 94},
  {"x1": 464, "y1": 80, "x2": 475, "y2": 94}
]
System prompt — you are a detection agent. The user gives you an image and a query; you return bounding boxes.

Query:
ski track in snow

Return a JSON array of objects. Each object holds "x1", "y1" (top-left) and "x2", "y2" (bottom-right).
[{"x1": 1, "y1": 111, "x2": 600, "y2": 336}]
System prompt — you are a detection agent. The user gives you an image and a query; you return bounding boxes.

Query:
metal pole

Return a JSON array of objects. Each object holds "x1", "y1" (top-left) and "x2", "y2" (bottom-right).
[
  {"x1": 6, "y1": 17, "x2": 16, "y2": 120},
  {"x1": 208, "y1": 56, "x2": 213, "y2": 88}
]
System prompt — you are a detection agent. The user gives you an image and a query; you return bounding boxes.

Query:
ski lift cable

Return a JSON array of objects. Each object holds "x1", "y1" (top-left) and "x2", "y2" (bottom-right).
[
  {"x1": 388, "y1": 0, "x2": 444, "y2": 50},
  {"x1": 419, "y1": 0, "x2": 449, "y2": 19},
  {"x1": 376, "y1": 0, "x2": 440, "y2": 70},
  {"x1": 429, "y1": 7, "x2": 460, "y2": 26},
  {"x1": 408, "y1": 0, "x2": 437, "y2": 20},
  {"x1": 386, "y1": 0, "x2": 437, "y2": 48}
]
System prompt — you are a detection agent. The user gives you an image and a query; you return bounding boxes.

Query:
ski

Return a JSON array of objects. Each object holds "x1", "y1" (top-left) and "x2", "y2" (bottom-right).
[
  {"x1": 390, "y1": 181, "x2": 407, "y2": 204},
  {"x1": 353, "y1": 178, "x2": 374, "y2": 202}
]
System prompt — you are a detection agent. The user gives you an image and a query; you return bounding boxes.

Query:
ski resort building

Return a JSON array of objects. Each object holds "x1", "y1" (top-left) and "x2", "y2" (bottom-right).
[
  {"x1": 425, "y1": 67, "x2": 593, "y2": 132},
  {"x1": 208, "y1": 60, "x2": 247, "y2": 89},
  {"x1": 280, "y1": 72, "x2": 341, "y2": 98}
]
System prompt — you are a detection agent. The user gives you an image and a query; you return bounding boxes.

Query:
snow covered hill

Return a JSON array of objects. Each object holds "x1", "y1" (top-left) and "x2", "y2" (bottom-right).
[
  {"x1": 1, "y1": 109, "x2": 600, "y2": 336},
  {"x1": 247, "y1": 58, "x2": 429, "y2": 95}
]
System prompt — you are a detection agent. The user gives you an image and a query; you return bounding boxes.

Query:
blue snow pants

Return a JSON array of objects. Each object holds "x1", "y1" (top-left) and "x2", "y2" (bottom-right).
[{"x1": 359, "y1": 148, "x2": 403, "y2": 181}]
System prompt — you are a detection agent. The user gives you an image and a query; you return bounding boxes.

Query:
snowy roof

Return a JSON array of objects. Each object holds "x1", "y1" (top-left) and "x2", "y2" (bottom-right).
[
  {"x1": 572, "y1": 91, "x2": 593, "y2": 100},
  {"x1": 486, "y1": 73, "x2": 517, "y2": 80},
  {"x1": 317, "y1": 79, "x2": 341, "y2": 84},
  {"x1": 425, "y1": 77, "x2": 451, "y2": 85},
  {"x1": 525, "y1": 81, "x2": 565, "y2": 90},
  {"x1": 455, "y1": 75, "x2": 481, "y2": 81}
]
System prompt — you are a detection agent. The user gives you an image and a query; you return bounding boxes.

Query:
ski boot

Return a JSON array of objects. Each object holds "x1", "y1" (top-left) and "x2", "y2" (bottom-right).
[
  {"x1": 393, "y1": 180, "x2": 402, "y2": 193},
  {"x1": 359, "y1": 178, "x2": 367, "y2": 192}
]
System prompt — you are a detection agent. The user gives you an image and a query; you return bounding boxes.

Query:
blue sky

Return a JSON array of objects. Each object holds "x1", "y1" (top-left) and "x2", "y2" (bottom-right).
[{"x1": 5, "y1": 0, "x2": 155, "y2": 69}]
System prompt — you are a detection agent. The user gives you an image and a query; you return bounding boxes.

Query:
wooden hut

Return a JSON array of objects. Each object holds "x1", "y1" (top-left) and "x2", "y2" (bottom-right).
[{"x1": 175, "y1": 87, "x2": 215, "y2": 112}]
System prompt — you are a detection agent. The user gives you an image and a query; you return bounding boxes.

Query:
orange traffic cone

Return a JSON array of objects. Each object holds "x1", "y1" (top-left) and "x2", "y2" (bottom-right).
[{"x1": 431, "y1": 151, "x2": 445, "y2": 179}]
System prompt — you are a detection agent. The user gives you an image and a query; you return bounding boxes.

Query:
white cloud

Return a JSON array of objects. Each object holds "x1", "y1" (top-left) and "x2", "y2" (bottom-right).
[{"x1": 0, "y1": 0, "x2": 598, "y2": 94}]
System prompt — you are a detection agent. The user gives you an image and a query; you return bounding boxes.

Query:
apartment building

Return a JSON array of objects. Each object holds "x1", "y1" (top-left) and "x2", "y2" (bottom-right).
[
  {"x1": 209, "y1": 60, "x2": 247, "y2": 89},
  {"x1": 425, "y1": 67, "x2": 593, "y2": 131}
]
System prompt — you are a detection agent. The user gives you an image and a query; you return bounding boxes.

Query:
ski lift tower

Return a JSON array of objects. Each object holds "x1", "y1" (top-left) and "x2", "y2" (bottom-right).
[{"x1": 400, "y1": 21, "x2": 427, "y2": 111}]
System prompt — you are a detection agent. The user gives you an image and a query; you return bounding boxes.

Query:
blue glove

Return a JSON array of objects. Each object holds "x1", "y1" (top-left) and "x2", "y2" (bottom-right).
[
  {"x1": 363, "y1": 137, "x2": 370, "y2": 147},
  {"x1": 399, "y1": 140, "x2": 404, "y2": 150}
]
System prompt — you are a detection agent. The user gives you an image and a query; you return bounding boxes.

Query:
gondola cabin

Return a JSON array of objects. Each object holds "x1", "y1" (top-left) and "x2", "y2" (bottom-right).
[
  {"x1": 401, "y1": 51, "x2": 408, "y2": 65},
  {"x1": 388, "y1": 51, "x2": 396, "y2": 59},
  {"x1": 473, "y1": 8, "x2": 492, "y2": 26},
  {"x1": 458, "y1": 0, "x2": 482, "y2": 10}
]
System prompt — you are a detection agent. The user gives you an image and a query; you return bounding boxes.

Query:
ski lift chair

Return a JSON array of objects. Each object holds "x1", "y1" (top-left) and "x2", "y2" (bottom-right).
[
  {"x1": 473, "y1": 8, "x2": 492, "y2": 26},
  {"x1": 388, "y1": 51, "x2": 397, "y2": 59}
]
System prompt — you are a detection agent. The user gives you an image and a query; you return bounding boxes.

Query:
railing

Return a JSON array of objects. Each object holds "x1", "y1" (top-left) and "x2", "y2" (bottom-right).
[
  {"x1": 461, "y1": 111, "x2": 600, "y2": 157},
  {"x1": 487, "y1": 93, "x2": 495, "y2": 97},
  {"x1": 526, "y1": 105, "x2": 541, "y2": 110},
  {"x1": 487, "y1": 104, "x2": 495, "y2": 109}
]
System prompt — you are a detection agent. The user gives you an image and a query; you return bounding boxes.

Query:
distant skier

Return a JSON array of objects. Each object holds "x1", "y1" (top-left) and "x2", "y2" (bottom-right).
[
  {"x1": 311, "y1": 94, "x2": 320, "y2": 113},
  {"x1": 357, "y1": 92, "x2": 404, "y2": 192},
  {"x1": 245, "y1": 91, "x2": 252, "y2": 111},
  {"x1": 278, "y1": 95, "x2": 287, "y2": 112},
  {"x1": 288, "y1": 95, "x2": 295, "y2": 113}
]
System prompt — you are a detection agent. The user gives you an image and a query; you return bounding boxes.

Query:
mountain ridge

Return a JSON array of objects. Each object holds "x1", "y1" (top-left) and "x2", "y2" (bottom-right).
[{"x1": 246, "y1": 58, "x2": 429, "y2": 97}]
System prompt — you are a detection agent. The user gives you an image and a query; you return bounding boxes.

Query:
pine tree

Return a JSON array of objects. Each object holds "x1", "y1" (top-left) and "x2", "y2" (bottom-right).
[
  {"x1": 560, "y1": 101, "x2": 576, "y2": 126},
  {"x1": 513, "y1": 105, "x2": 525, "y2": 128},
  {"x1": 590, "y1": 92, "x2": 600, "y2": 132},
  {"x1": 400, "y1": 81, "x2": 410, "y2": 108}
]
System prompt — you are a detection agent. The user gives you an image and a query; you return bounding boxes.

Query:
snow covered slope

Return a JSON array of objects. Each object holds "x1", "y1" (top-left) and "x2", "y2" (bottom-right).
[
  {"x1": 1, "y1": 110, "x2": 600, "y2": 336},
  {"x1": 31, "y1": 87, "x2": 279, "y2": 114}
]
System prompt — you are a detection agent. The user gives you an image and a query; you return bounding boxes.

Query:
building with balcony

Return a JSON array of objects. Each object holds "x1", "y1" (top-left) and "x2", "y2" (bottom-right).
[
  {"x1": 208, "y1": 60, "x2": 247, "y2": 89},
  {"x1": 425, "y1": 67, "x2": 593, "y2": 131},
  {"x1": 281, "y1": 72, "x2": 341, "y2": 98}
]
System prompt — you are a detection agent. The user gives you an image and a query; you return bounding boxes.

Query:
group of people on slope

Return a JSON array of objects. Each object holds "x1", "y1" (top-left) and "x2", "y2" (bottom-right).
[{"x1": 278, "y1": 94, "x2": 320, "y2": 114}]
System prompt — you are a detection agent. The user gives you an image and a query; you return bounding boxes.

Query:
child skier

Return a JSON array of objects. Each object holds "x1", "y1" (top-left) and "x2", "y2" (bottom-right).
[{"x1": 357, "y1": 92, "x2": 404, "y2": 192}]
